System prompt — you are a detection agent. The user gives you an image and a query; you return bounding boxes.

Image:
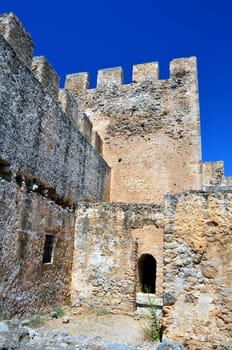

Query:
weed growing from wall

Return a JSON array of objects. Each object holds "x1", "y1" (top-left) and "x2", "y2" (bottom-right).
[
  {"x1": 54, "y1": 307, "x2": 65, "y2": 317},
  {"x1": 28, "y1": 315, "x2": 45, "y2": 328},
  {"x1": 141, "y1": 291, "x2": 162, "y2": 342},
  {"x1": 148, "y1": 300, "x2": 162, "y2": 341}
]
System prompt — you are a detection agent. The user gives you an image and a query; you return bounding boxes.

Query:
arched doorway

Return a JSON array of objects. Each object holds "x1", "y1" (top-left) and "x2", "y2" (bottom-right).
[{"x1": 138, "y1": 254, "x2": 157, "y2": 293}]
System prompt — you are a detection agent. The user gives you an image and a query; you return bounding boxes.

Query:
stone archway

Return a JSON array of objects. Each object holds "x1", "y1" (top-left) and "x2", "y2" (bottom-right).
[{"x1": 138, "y1": 254, "x2": 157, "y2": 293}]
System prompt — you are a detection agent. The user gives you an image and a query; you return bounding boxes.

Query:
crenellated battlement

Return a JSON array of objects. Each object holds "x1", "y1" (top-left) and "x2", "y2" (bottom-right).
[
  {"x1": 65, "y1": 57, "x2": 197, "y2": 95},
  {"x1": 0, "y1": 11, "x2": 226, "y2": 202},
  {"x1": 0, "y1": 12, "x2": 196, "y2": 102},
  {"x1": 64, "y1": 55, "x2": 201, "y2": 204}
]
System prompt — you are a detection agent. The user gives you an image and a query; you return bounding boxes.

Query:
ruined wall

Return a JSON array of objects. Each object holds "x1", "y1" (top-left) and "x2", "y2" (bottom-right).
[
  {"x1": 0, "y1": 177, "x2": 75, "y2": 317},
  {"x1": 72, "y1": 203, "x2": 163, "y2": 312},
  {"x1": 65, "y1": 59, "x2": 202, "y2": 204},
  {"x1": 163, "y1": 191, "x2": 232, "y2": 349}
]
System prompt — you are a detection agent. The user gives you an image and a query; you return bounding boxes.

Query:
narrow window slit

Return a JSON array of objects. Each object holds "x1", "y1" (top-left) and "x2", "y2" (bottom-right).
[{"x1": 43, "y1": 234, "x2": 55, "y2": 264}]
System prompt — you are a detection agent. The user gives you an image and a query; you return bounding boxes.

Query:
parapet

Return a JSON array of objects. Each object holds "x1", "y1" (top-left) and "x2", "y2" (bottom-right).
[
  {"x1": 0, "y1": 12, "x2": 34, "y2": 68},
  {"x1": 32, "y1": 56, "x2": 60, "y2": 100},
  {"x1": 65, "y1": 57, "x2": 197, "y2": 95}
]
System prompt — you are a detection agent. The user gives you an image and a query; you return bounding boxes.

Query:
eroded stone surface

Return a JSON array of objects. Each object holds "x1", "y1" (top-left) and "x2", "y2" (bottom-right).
[
  {"x1": 0, "y1": 12, "x2": 34, "y2": 68},
  {"x1": 0, "y1": 34, "x2": 110, "y2": 206},
  {"x1": 72, "y1": 203, "x2": 163, "y2": 312},
  {"x1": 163, "y1": 191, "x2": 232, "y2": 349},
  {"x1": 0, "y1": 178, "x2": 74, "y2": 317},
  {"x1": 0, "y1": 17, "x2": 109, "y2": 317}
]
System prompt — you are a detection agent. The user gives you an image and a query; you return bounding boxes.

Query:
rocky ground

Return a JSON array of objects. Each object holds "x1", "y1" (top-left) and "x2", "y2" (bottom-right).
[{"x1": 0, "y1": 307, "x2": 186, "y2": 350}]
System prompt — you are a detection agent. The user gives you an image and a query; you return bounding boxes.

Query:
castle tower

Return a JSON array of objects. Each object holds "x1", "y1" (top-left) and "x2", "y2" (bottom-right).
[{"x1": 65, "y1": 59, "x2": 202, "y2": 204}]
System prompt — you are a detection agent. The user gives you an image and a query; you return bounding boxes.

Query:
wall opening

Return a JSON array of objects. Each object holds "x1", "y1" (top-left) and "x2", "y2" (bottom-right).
[
  {"x1": 43, "y1": 234, "x2": 55, "y2": 264},
  {"x1": 138, "y1": 254, "x2": 157, "y2": 293},
  {"x1": 0, "y1": 158, "x2": 12, "y2": 181}
]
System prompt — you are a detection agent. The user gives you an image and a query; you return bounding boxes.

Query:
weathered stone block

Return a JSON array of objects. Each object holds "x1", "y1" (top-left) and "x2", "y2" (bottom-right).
[
  {"x1": 0, "y1": 12, "x2": 34, "y2": 68},
  {"x1": 132, "y1": 62, "x2": 159, "y2": 82},
  {"x1": 65, "y1": 72, "x2": 89, "y2": 96},
  {"x1": 163, "y1": 191, "x2": 232, "y2": 347},
  {"x1": 97, "y1": 67, "x2": 123, "y2": 87},
  {"x1": 0, "y1": 180, "x2": 75, "y2": 317}
]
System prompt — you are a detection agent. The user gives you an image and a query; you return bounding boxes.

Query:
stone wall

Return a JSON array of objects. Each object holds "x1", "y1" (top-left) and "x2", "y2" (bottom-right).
[
  {"x1": 65, "y1": 58, "x2": 202, "y2": 204},
  {"x1": 0, "y1": 177, "x2": 75, "y2": 317},
  {"x1": 1, "y1": 13, "x2": 232, "y2": 348},
  {"x1": 131, "y1": 225, "x2": 163, "y2": 295},
  {"x1": 163, "y1": 191, "x2": 232, "y2": 349},
  {"x1": 0, "y1": 13, "x2": 111, "y2": 317},
  {"x1": 0, "y1": 33, "x2": 110, "y2": 206},
  {"x1": 72, "y1": 203, "x2": 163, "y2": 312}
]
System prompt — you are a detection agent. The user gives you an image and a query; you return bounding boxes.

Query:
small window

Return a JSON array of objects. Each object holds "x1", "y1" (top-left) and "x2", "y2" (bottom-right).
[{"x1": 43, "y1": 234, "x2": 55, "y2": 264}]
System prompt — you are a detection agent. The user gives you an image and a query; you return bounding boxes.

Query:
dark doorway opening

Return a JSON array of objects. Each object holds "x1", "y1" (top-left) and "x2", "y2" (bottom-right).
[{"x1": 138, "y1": 254, "x2": 157, "y2": 293}]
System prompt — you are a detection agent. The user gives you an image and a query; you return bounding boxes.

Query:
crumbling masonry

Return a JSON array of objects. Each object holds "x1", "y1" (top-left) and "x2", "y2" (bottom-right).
[{"x1": 0, "y1": 13, "x2": 231, "y2": 350}]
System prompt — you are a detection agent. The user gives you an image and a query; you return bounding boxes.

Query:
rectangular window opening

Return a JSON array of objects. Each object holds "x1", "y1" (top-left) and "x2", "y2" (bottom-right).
[{"x1": 43, "y1": 234, "x2": 55, "y2": 264}]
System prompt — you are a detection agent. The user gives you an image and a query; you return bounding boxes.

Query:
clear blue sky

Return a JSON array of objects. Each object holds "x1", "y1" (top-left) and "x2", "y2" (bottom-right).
[{"x1": 1, "y1": 0, "x2": 232, "y2": 175}]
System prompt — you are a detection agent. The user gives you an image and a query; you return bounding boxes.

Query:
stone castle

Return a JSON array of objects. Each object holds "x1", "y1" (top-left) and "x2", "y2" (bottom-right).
[{"x1": 0, "y1": 13, "x2": 231, "y2": 349}]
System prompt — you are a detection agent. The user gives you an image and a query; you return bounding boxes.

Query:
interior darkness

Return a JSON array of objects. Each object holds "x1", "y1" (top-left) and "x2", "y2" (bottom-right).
[{"x1": 138, "y1": 254, "x2": 157, "y2": 293}]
